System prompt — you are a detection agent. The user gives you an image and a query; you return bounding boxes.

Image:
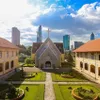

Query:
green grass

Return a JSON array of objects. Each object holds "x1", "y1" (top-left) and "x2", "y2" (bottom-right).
[
  {"x1": 52, "y1": 71, "x2": 88, "y2": 82},
  {"x1": 7, "y1": 71, "x2": 45, "y2": 81},
  {"x1": 53, "y1": 84, "x2": 63, "y2": 100},
  {"x1": 0, "y1": 84, "x2": 44, "y2": 100},
  {"x1": 54, "y1": 84, "x2": 100, "y2": 100}
]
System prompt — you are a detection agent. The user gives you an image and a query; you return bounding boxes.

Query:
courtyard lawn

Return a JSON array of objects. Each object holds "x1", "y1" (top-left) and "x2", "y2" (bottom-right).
[
  {"x1": 54, "y1": 84, "x2": 100, "y2": 100},
  {"x1": 0, "y1": 84, "x2": 44, "y2": 100},
  {"x1": 52, "y1": 71, "x2": 88, "y2": 82},
  {"x1": 7, "y1": 71, "x2": 45, "y2": 81}
]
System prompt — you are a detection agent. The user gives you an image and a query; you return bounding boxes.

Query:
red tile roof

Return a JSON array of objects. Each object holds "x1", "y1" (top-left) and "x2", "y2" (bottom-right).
[
  {"x1": 73, "y1": 39, "x2": 100, "y2": 52},
  {"x1": 0, "y1": 37, "x2": 19, "y2": 49}
]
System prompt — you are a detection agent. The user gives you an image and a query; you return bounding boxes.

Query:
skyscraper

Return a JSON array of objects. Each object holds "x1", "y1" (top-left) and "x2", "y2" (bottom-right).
[
  {"x1": 63, "y1": 35, "x2": 70, "y2": 51},
  {"x1": 90, "y1": 32, "x2": 95, "y2": 40},
  {"x1": 12, "y1": 27, "x2": 20, "y2": 45},
  {"x1": 37, "y1": 25, "x2": 42, "y2": 42}
]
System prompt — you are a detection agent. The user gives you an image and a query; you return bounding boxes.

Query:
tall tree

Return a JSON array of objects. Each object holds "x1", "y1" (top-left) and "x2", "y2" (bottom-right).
[
  {"x1": 25, "y1": 57, "x2": 33, "y2": 65},
  {"x1": 26, "y1": 46, "x2": 32, "y2": 55},
  {"x1": 67, "y1": 51, "x2": 74, "y2": 67},
  {"x1": 67, "y1": 51, "x2": 74, "y2": 62}
]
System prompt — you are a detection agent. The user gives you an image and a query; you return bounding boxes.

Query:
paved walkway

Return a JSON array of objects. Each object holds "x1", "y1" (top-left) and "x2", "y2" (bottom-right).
[
  {"x1": 0, "y1": 81, "x2": 45, "y2": 84},
  {"x1": 0, "y1": 81, "x2": 91, "y2": 84},
  {"x1": 44, "y1": 73, "x2": 55, "y2": 100},
  {"x1": 54, "y1": 81, "x2": 91, "y2": 84}
]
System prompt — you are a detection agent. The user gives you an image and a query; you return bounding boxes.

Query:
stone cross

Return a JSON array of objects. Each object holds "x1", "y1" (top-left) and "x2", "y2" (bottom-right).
[{"x1": 47, "y1": 28, "x2": 51, "y2": 38}]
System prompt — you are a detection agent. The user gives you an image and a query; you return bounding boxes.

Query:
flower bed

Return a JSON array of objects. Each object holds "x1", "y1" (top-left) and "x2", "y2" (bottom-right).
[{"x1": 72, "y1": 87, "x2": 99, "y2": 100}]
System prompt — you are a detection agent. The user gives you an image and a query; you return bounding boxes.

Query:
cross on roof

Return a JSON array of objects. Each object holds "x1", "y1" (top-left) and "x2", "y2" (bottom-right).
[{"x1": 47, "y1": 28, "x2": 51, "y2": 38}]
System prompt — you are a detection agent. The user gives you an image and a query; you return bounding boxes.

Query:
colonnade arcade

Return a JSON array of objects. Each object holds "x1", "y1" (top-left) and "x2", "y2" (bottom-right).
[
  {"x1": 0, "y1": 60, "x2": 14, "y2": 73},
  {"x1": 79, "y1": 62, "x2": 100, "y2": 79}
]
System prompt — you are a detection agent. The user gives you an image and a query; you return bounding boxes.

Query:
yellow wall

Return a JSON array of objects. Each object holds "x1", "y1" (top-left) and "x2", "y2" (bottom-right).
[
  {"x1": 75, "y1": 52, "x2": 100, "y2": 79},
  {"x1": 0, "y1": 47, "x2": 19, "y2": 76},
  {"x1": 61, "y1": 54, "x2": 64, "y2": 62}
]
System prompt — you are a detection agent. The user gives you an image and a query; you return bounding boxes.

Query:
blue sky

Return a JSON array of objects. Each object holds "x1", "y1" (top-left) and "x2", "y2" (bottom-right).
[{"x1": 0, "y1": 0, "x2": 100, "y2": 46}]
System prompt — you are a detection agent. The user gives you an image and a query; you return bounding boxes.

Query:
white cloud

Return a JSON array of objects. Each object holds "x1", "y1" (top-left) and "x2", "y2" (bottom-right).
[
  {"x1": 76, "y1": 2, "x2": 100, "y2": 21},
  {"x1": 0, "y1": 0, "x2": 46, "y2": 45},
  {"x1": 0, "y1": 0, "x2": 100, "y2": 46},
  {"x1": 34, "y1": 2, "x2": 100, "y2": 46}
]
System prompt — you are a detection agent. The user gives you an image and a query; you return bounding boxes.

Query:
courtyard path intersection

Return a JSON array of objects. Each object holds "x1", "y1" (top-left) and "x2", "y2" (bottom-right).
[{"x1": 0, "y1": 72, "x2": 92, "y2": 100}]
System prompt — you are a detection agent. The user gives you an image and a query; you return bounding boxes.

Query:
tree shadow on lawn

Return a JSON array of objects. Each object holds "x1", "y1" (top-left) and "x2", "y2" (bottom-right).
[
  {"x1": 6, "y1": 68, "x2": 45, "y2": 82},
  {"x1": 6, "y1": 70, "x2": 26, "y2": 82}
]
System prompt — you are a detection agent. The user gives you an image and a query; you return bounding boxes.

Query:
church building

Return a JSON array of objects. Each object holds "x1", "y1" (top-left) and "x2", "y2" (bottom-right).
[{"x1": 31, "y1": 38, "x2": 64, "y2": 68}]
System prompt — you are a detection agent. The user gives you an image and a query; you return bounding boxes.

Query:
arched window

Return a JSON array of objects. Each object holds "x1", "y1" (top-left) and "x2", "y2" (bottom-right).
[
  {"x1": 85, "y1": 63, "x2": 88, "y2": 70},
  {"x1": 91, "y1": 53, "x2": 94, "y2": 59},
  {"x1": 11, "y1": 61, "x2": 14, "y2": 68},
  {"x1": 0, "y1": 51, "x2": 2, "y2": 58},
  {"x1": 98, "y1": 67, "x2": 100, "y2": 76},
  {"x1": 90, "y1": 65, "x2": 95, "y2": 73},
  {"x1": 5, "y1": 62, "x2": 9, "y2": 70},
  {"x1": 80, "y1": 62, "x2": 83, "y2": 70},
  {"x1": 85, "y1": 53, "x2": 88, "y2": 58},
  {"x1": 0, "y1": 63, "x2": 3, "y2": 72}
]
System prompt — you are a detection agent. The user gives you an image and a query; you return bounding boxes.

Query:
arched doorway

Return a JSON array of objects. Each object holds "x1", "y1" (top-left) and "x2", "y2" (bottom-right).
[
  {"x1": 80, "y1": 62, "x2": 83, "y2": 70},
  {"x1": 90, "y1": 65, "x2": 95, "y2": 73},
  {"x1": 45, "y1": 61, "x2": 51, "y2": 68},
  {"x1": 85, "y1": 63, "x2": 88, "y2": 70},
  {"x1": 0, "y1": 63, "x2": 3, "y2": 72},
  {"x1": 11, "y1": 61, "x2": 14, "y2": 68},
  {"x1": 98, "y1": 67, "x2": 100, "y2": 76},
  {"x1": 5, "y1": 62, "x2": 9, "y2": 70}
]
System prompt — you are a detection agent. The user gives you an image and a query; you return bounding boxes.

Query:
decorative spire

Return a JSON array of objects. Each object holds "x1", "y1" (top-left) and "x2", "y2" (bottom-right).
[{"x1": 47, "y1": 28, "x2": 51, "y2": 38}]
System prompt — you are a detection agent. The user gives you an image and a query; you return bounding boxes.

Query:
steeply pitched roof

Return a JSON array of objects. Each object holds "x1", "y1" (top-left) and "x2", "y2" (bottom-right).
[
  {"x1": 0, "y1": 37, "x2": 18, "y2": 49},
  {"x1": 32, "y1": 43, "x2": 42, "y2": 53},
  {"x1": 73, "y1": 39, "x2": 100, "y2": 52},
  {"x1": 32, "y1": 39, "x2": 64, "y2": 54},
  {"x1": 54, "y1": 43, "x2": 64, "y2": 53},
  {"x1": 36, "y1": 38, "x2": 61, "y2": 59}
]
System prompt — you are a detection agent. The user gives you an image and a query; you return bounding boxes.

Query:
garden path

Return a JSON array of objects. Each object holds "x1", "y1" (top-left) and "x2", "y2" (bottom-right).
[
  {"x1": 44, "y1": 72, "x2": 55, "y2": 100},
  {"x1": 0, "y1": 71, "x2": 92, "y2": 100},
  {"x1": 0, "y1": 81, "x2": 91, "y2": 84}
]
